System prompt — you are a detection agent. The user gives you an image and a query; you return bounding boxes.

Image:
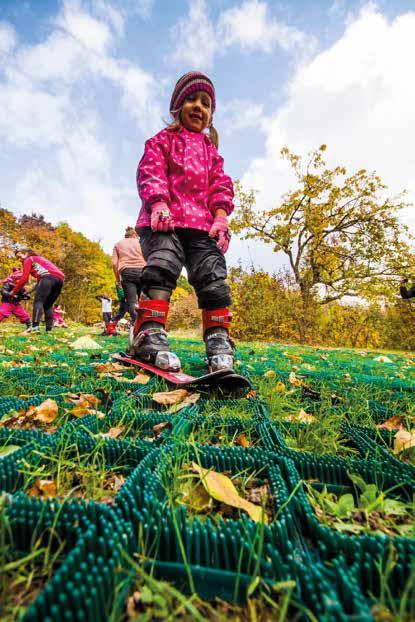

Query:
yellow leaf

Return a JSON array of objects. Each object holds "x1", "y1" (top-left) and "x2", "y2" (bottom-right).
[
  {"x1": 288, "y1": 372, "x2": 302, "y2": 386},
  {"x1": 32, "y1": 399, "x2": 59, "y2": 424},
  {"x1": 192, "y1": 463, "x2": 266, "y2": 523},
  {"x1": 167, "y1": 392, "x2": 200, "y2": 413},
  {"x1": 264, "y1": 369, "x2": 276, "y2": 378},
  {"x1": 94, "y1": 362, "x2": 125, "y2": 373},
  {"x1": 100, "y1": 426, "x2": 125, "y2": 439},
  {"x1": 393, "y1": 429, "x2": 415, "y2": 454},
  {"x1": 285, "y1": 409, "x2": 316, "y2": 424},
  {"x1": 153, "y1": 389, "x2": 189, "y2": 406},
  {"x1": 132, "y1": 371, "x2": 151, "y2": 384},
  {"x1": 276, "y1": 381, "x2": 285, "y2": 394}
]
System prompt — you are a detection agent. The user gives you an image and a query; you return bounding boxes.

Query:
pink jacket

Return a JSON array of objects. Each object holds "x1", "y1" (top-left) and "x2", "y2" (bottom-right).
[
  {"x1": 136, "y1": 126, "x2": 234, "y2": 232},
  {"x1": 12, "y1": 255, "x2": 64, "y2": 294}
]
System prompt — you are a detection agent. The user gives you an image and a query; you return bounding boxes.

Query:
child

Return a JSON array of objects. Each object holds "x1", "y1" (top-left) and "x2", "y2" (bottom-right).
[
  {"x1": 96, "y1": 294, "x2": 112, "y2": 326},
  {"x1": 12, "y1": 249, "x2": 65, "y2": 333},
  {"x1": 132, "y1": 71, "x2": 234, "y2": 372},
  {"x1": 53, "y1": 304, "x2": 67, "y2": 327},
  {"x1": 0, "y1": 267, "x2": 31, "y2": 328}
]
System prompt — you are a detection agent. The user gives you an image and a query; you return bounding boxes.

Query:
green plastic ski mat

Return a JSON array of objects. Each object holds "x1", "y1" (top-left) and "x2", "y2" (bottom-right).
[
  {"x1": 0, "y1": 433, "x2": 153, "y2": 500},
  {"x1": 271, "y1": 453, "x2": 415, "y2": 600},
  {"x1": 2, "y1": 494, "x2": 127, "y2": 621},
  {"x1": 115, "y1": 445, "x2": 303, "y2": 592},
  {"x1": 341, "y1": 422, "x2": 415, "y2": 480}
]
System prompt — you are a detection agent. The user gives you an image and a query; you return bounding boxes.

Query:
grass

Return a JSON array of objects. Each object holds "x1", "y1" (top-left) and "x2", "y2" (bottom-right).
[{"x1": 0, "y1": 322, "x2": 414, "y2": 618}]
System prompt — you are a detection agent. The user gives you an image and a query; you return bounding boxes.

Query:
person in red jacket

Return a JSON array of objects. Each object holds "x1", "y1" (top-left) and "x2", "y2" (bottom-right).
[{"x1": 12, "y1": 248, "x2": 65, "y2": 333}]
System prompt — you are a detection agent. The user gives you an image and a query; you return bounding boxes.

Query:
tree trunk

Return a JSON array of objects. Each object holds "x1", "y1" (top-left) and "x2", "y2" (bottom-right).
[{"x1": 298, "y1": 282, "x2": 314, "y2": 343}]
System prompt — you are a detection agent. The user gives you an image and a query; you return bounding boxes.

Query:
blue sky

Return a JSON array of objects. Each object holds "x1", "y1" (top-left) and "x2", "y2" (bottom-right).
[{"x1": 1, "y1": 0, "x2": 415, "y2": 271}]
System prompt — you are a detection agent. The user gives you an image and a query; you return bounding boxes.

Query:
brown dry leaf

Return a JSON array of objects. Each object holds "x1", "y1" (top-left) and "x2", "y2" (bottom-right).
[
  {"x1": 27, "y1": 478, "x2": 57, "y2": 498},
  {"x1": 152, "y1": 389, "x2": 189, "y2": 406},
  {"x1": 153, "y1": 421, "x2": 173, "y2": 437},
  {"x1": 288, "y1": 372, "x2": 303, "y2": 387},
  {"x1": 32, "y1": 399, "x2": 59, "y2": 424},
  {"x1": 132, "y1": 371, "x2": 151, "y2": 384},
  {"x1": 235, "y1": 433, "x2": 250, "y2": 448},
  {"x1": 94, "y1": 362, "x2": 126, "y2": 373},
  {"x1": 167, "y1": 392, "x2": 200, "y2": 413},
  {"x1": 393, "y1": 429, "x2": 415, "y2": 454},
  {"x1": 105, "y1": 426, "x2": 125, "y2": 439},
  {"x1": 127, "y1": 592, "x2": 142, "y2": 619},
  {"x1": 378, "y1": 416, "x2": 404, "y2": 431},
  {"x1": 246, "y1": 390, "x2": 257, "y2": 399},
  {"x1": 285, "y1": 409, "x2": 316, "y2": 424},
  {"x1": 192, "y1": 462, "x2": 266, "y2": 523}
]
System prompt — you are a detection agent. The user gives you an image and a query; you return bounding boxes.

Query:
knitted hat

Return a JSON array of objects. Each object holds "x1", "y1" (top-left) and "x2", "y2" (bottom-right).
[{"x1": 170, "y1": 71, "x2": 216, "y2": 117}]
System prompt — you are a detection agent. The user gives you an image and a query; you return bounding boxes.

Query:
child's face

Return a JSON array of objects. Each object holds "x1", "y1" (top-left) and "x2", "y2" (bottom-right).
[{"x1": 180, "y1": 90, "x2": 212, "y2": 133}]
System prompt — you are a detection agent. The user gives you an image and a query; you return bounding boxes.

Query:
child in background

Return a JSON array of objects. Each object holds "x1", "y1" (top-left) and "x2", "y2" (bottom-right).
[
  {"x1": 96, "y1": 294, "x2": 112, "y2": 326},
  {"x1": 0, "y1": 267, "x2": 31, "y2": 328},
  {"x1": 400, "y1": 278, "x2": 415, "y2": 300},
  {"x1": 13, "y1": 248, "x2": 65, "y2": 333},
  {"x1": 132, "y1": 71, "x2": 234, "y2": 372},
  {"x1": 53, "y1": 304, "x2": 67, "y2": 327}
]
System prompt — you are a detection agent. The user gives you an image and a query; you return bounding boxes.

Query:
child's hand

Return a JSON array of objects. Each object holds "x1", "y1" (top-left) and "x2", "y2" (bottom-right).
[
  {"x1": 209, "y1": 215, "x2": 231, "y2": 253},
  {"x1": 151, "y1": 202, "x2": 175, "y2": 232}
]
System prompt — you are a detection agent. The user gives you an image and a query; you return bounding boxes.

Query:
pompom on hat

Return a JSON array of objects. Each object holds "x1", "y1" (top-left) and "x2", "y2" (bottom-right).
[{"x1": 169, "y1": 71, "x2": 216, "y2": 118}]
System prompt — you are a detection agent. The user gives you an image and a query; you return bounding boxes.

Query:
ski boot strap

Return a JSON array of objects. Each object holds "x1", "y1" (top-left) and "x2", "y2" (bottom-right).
[
  {"x1": 134, "y1": 327, "x2": 168, "y2": 347},
  {"x1": 202, "y1": 308, "x2": 232, "y2": 333},
  {"x1": 134, "y1": 299, "x2": 169, "y2": 334}
]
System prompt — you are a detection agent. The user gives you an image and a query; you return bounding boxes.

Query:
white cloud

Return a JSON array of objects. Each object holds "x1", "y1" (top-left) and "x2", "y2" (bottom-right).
[
  {"x1": 0, "y1": 22, "x2": 17, "y2": 57},
  {"x1": 241, "y1": 5, "x2": 415, "y2": 235},
  {"x1": 220, "y1": 99, "x2": 265, "y2": 133},
  {"x1": 169, "y1": 0, "x2": 217, "y2": 69},
  {"x1": 0, "y1": 0, "x2": 160, "y2": 250},
  {"x1": 218, "y1": 0, "x2": 307, "y2": 53}
]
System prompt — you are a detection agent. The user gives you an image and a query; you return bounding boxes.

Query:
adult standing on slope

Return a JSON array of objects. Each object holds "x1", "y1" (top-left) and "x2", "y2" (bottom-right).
[
  {"x1": 12, "y1": 248, "x2": 65, "y2": 334},
  {"x1": 112, "y1": 227, "x2": 146, "y2": 322}
]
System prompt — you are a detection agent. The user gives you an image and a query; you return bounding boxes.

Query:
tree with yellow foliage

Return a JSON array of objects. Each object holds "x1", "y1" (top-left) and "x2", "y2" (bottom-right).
[{"x1": 233, "y1": 145, "x2": 415, "y2": 342}]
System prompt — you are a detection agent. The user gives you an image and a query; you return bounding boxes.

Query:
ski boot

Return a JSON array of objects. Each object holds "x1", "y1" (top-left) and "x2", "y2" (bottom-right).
[
  {"x1": 130, "y1": 299, "x2": 181, "y2": 371},
  {"x1": 202, "y1": 308, "x2": 234, "y2": 372}
]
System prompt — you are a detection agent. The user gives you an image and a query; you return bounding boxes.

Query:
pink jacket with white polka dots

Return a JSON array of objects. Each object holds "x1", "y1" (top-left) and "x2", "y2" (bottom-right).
[{"x1": 136, "y1": 126, "x2": 234, "y2": 232}]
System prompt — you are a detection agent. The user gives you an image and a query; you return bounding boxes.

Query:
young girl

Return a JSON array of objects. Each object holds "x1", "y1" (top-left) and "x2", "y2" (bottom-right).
[
  {"x1": 132, "y1": 71, "x2": 234, "y2": 372},
  {"x1": 12, "y1": 249, "x2": 65, "y2": 333},
  {"x1": 53, "y1": 304, "x2": 67, "y2": 327},
  {"x1": 0, "y1": 267, "x2": 31, "y2": 328}
]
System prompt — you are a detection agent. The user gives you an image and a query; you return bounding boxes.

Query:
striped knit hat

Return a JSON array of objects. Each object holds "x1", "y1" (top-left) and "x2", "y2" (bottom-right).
[{"x1": 169, "y1": 71, "x2": 216, "y2": 117}]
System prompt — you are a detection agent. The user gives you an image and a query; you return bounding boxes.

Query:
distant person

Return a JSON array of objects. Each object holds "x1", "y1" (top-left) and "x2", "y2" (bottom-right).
[
  {"x1": 112, "y1": 282, "x2": 128, "y2": 323},
  {"x1": 13, "y1": 248, "x2": 65, "y2": 334},
  {"x1": 53, "y1": 304, "x2": 67, "y2": 327},
  {"x1": 96, "y1": 294, "x2": 112, "y2": 327},
  {"x1": 400, "y1": 278, "x2": 415, "y2": 300},
  {"x1": 112, "y1": 227, "x2": 145, "y2": 322},
  {"x1": 0, "y1": 267, "x2": 31, "y2": 329}
]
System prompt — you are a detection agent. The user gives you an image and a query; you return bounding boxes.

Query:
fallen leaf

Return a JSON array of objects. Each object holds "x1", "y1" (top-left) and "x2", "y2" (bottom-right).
[
  {"x1": 99, "y1": 426, "x2": 125, "y2": 439},
  {"x1": 27, "y1": 479, "x2": 57, "y2": 498},
  {"x1": 246, "y1": 390, "x2": 257, "y2": 399},
  {"x1": 192, "y1": 463, "x2": 266, "y2": 523},
  {"x1": 276, "y1": 381, "x2": 285, "y2": 394},
  {"x1": 264, "y1": 369, "x2": 276, "y2": 378},
  {"x1": 378, "y1": 416, "x2": 404, "y2": 431},
  {"x1": 167, "y1": 392, "x2": 200, "y2": 413},
  {"x1": 132, "y1": 371, "x2": 151, "y2": 384},
  {"x1": 152, "y1": 389, "x2": 189, "y2": 406},
  {"x1": 153, "y1": 421, "x2": 173, "y2": 437},
  {"x1": 288, "y1": 372, "x2": 302, "y2": 387},
  {"x1": 0, "y1": 445, "x2": 20, "y2": 458},
  {"x1": 394, "y1": 429, "x2": 415, "y2": 454},
  {"x1": 94, "y1": 362, "x2": 126, "y2": 373},
  {"x1": 127, "y1": 592, "x2": 142, "y2": 619},
  {"x1": 32, "y1": 399, "x2": 59, "y2": 424},
  {"x1": 235, "y1": 433, "x2": 250, "y2": 448},
  {"x1": 285, "y1": 409, "x2": 316, "y2": 424}
]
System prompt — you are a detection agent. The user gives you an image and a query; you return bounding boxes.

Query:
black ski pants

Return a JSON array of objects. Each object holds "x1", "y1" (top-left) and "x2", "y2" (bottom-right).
[
  {"x1": 138, "y1": 228, "x2": 231, "y2": 309},
  {"x1": 33, "y1": 275, "x2": 64, "y2": 330},
  {"x1": 120, "y1": 267, "x2": 143, "y2": 321}
]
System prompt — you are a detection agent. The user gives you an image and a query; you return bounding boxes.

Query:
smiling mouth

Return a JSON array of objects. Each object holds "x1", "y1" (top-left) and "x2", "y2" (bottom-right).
[{"x1": 189, "y1": 113, "x2": 203, "y2": 121}]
